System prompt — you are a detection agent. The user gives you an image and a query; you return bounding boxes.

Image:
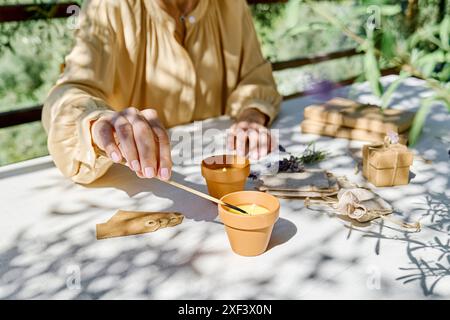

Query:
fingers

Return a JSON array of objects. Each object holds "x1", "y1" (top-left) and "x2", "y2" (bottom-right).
[
  {"x1": 91, "y1": 118, "x2": 122, "y2": 163},
  {"x1": 269, "y1": 130, "x2": 278, "y2": 153},
  {"x1": 141, "y1": 109, "x2": 172, "y2": 181},
  {"x1": 227, "y1": 124, "x2": 237, "y2": 152},
  {"x1": 257, "y1": 126, "x2": 270, "y2": 158},
  {"x1": 125, "y1": 111, "x2": 158, "y2": 179},
  {"x1": 111, "y1": 113, "x2": 140, "y2": 172},
  {"x1": 248, "y1": 129, "x2": 259, "y2": 160},
  {"x1": 235, "y1": 128, "x2": 248, "y2": 157},
  {"x1": 92, "y1": 108, "x2": 171, "y2": 179},
  {"x1": 228, "y1": 120, "x2": 274, "y2": 160}
]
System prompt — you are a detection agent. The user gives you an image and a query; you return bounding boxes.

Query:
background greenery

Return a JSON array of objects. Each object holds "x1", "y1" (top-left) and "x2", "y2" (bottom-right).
[{"x1": 0, "y1": 0, "x2": 449, "y2": 166}]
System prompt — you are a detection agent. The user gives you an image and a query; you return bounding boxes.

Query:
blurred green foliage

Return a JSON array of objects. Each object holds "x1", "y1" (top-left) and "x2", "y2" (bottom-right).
[
  {"x1": 0, "y1": 122, "x2": 47, "y2": 164},
  {"x1": 253, "y1": 0, "x2": 449, "y2": 145},
  {"x1": 305, "y1": 0, "x2": 449, "y2": 145},
  {"x1": 0, "y1": 1, "x2": 79, "y2": 165},
  {"x1": 0, "y1": 0, "x2": 448, "y2": 166}
]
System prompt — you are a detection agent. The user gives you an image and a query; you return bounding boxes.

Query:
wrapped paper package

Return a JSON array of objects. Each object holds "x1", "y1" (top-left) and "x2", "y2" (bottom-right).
[
  {"x1": 303, "y1": 97, "x2": 415, "y2": 134},
  {"x1": 300, "y1": 97, "x2": 414, "y2": 144},
  {"x1": 301, "y1": 119, "x2": 408, "y2": 145},
  {"x1": 362, "y1": 140, "x2": 413, "y2": 187}
]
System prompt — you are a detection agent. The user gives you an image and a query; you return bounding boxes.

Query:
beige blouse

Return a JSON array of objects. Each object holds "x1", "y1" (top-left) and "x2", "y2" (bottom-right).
[{"x1": 42, "y1": 0, "x2": 281, "y2": 184}]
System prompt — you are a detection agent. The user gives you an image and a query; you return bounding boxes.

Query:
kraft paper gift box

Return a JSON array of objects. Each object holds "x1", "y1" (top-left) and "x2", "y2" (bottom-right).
[
  {"x1": 303, "y1": 97, "x2": 416, "y2": 134},
  {"x1": 362, "y1": 141, "x2": 413, "y2": 187}
]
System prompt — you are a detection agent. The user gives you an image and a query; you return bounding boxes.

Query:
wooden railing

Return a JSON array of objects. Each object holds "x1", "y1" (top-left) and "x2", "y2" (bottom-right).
[
  {"x1": 0, "y1": 0, "x2": 397, "y2": 128},
  {"x1": 0, "y1": 1, "x2": 287, "y2": 22},
  {"x1": 0, "y1": 3, "x2": 76, "y2": 22}
]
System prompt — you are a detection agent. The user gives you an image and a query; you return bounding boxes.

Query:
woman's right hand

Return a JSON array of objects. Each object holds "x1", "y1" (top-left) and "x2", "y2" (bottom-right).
[{"x1": 91, "y1": 107, "x2": 172, "y2": 180}]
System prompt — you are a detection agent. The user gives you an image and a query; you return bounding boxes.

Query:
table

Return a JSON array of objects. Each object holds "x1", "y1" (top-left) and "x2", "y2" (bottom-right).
[{"x1": 1, "y1": 75, "x2": 449, "y2": 299}]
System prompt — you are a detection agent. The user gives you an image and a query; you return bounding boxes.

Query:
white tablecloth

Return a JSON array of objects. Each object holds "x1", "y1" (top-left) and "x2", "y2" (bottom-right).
[{"x1": 1, "y1": 75, "x2": 449, "y2": 299}]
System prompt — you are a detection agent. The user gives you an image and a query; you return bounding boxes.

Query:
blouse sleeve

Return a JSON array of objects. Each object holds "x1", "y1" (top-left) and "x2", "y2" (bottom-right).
[
  {"x1": 42, "y1": 0, "x2": 117, "y2": 184},
  {"x1": 226, "y1": 1, "x2": 282, "y2": 125}
]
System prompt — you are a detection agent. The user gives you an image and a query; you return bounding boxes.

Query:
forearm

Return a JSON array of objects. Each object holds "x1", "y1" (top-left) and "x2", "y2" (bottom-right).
[
  {"x1": 43, "y1": 84, "x2": 115, "y2": 184},
  {"x1": 226, "y1": 2, "x2": 282, "y2": 125}
]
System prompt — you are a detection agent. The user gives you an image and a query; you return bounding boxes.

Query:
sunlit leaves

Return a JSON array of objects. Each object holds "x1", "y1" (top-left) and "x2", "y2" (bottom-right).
[
  {"x1": 364, "y1": 29, "x2": 383, "y2": 97},
  {"x1": 415, "y1": 50, "x2": 446, "y2": 77},
  {"x1": 409, "y1": 97, "x2": 435, "y2": 146},
  {"x1": 409, "y1": 95, "x2": 450, "y2": 146},
  {"x1": 440, "y1": 16, "x2": 450, "y2": 51},
  {"x1": 381, "y1": 71, "x2": 410, "y2": 109},
  {"x1": 380, "y1": 29, "x2": 396, "y2": 60}
]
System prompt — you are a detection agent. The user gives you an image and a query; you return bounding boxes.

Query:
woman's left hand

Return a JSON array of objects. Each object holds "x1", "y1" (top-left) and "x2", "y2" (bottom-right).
[{"x1": 227, "y1": 108, "x2": 276, "y2": 160}]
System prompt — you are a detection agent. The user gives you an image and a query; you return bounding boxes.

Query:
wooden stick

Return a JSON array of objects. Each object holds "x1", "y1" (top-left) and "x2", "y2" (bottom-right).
[
  {"x1": 162, "y1": 179, "x2": 249, "y2": 215},
  {"x1": 164, "y1": 179, "x2": 221, "y2": 204},
  {"x1": 106, "y1": 152, "x2": 249, "y2": 215}
]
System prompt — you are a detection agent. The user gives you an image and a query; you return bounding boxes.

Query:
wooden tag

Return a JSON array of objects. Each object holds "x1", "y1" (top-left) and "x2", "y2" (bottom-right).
[{"x1": 96, "y1": 210, "x2": 184, "y2": 240}]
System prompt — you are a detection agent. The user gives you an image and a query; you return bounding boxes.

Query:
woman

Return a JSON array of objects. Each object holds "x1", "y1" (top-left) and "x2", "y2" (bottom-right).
[{"x1": 42, "y1": 0, "x2": 281, "y2": 184}]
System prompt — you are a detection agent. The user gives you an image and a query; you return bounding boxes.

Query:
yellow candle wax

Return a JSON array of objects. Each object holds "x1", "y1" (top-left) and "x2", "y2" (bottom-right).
[{"x1": 227, "y1": 204, "x2": 269, "y2": 216}]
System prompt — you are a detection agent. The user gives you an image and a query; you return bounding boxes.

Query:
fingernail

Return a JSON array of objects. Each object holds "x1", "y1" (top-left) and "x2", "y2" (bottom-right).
[
  {"x1": 144, "y1": 167, "x2": 155, "y2": 179},
  {"x1": 159, "y1": 168, "x2": 170, "y2": 180},
  {"x1": 131, "y1": 160, "x2": 141, "y2": 172},
  {"x1": 111, "y1": 151, "x2": 121, "y2": 163}
]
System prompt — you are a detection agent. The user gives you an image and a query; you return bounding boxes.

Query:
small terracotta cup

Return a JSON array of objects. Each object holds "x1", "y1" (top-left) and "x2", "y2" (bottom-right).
[
  {"x1": 218, "y1": 191, "x2": 280, "y2": 257},
  {"x1": 201, "y1": 155, "x2": 250, "y2": 199}
]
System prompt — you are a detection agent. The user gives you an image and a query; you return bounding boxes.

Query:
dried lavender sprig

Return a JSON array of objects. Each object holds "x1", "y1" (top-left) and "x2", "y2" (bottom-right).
[
  {"x1": 247, "y1": 143, "x2": 328, "y2": 177},
  {"x1": 276, "y1": 143, "x2": 328, "y2": 173},
  {"x1": 297, "y1": 142, "x2": 329, "y2": 165},
  {"x1": 277, "y1": 155, "x2": 305, "y2": 173}
]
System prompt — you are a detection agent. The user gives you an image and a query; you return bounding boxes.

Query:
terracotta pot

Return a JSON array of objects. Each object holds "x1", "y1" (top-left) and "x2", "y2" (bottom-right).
[
  {"x1": 201, "y1": 155, "x2": 250, "y2": 199},
  {"x1": 218, "y1": 191, "x2": 280, "y2": 257}
]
